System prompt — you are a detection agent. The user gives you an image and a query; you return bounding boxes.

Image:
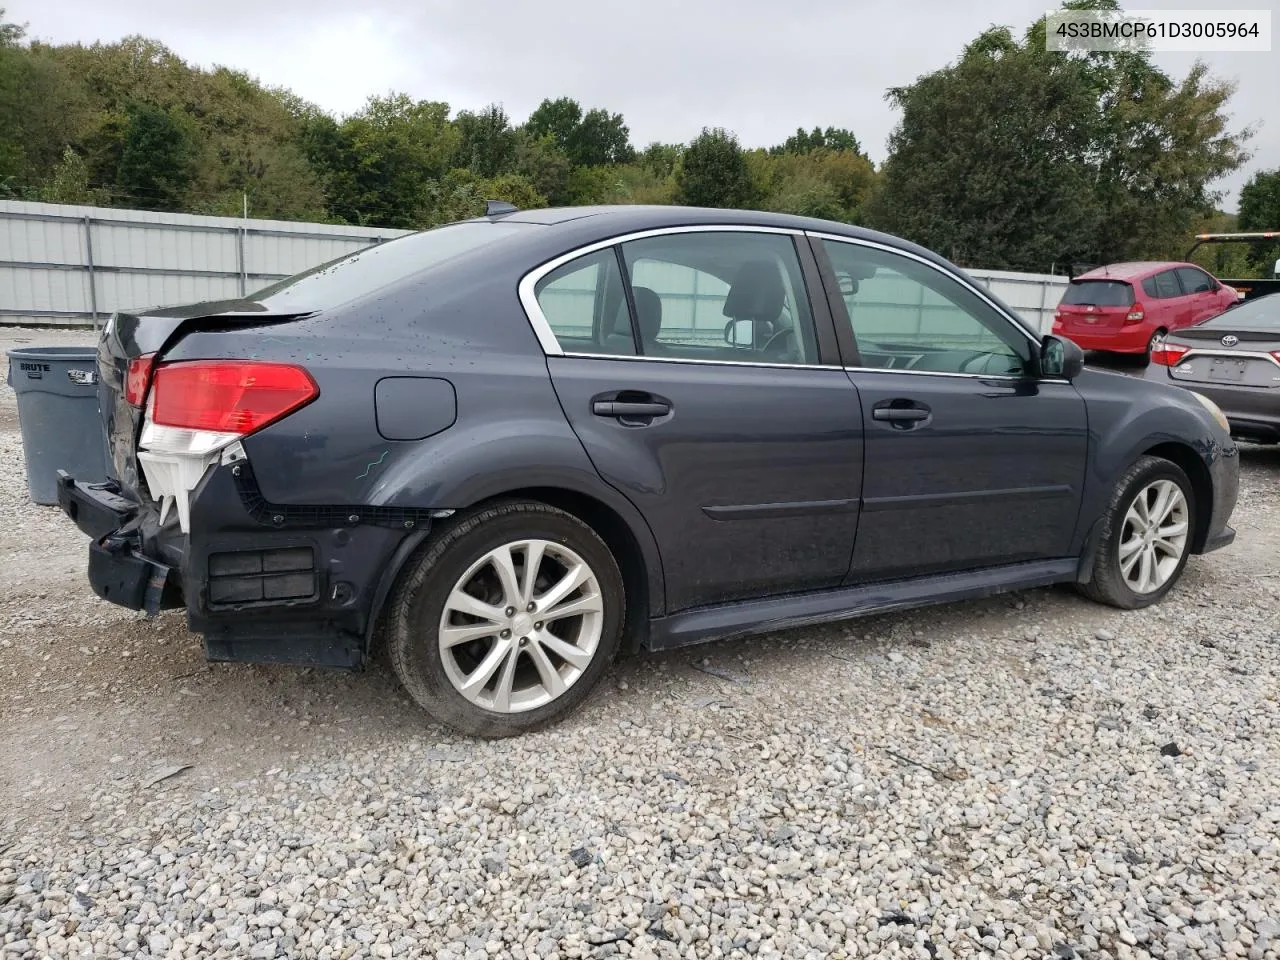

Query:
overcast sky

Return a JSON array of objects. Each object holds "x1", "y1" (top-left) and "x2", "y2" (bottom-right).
[{"x1": 9, "y1": 0, "x2": 1275, "y2": 211}]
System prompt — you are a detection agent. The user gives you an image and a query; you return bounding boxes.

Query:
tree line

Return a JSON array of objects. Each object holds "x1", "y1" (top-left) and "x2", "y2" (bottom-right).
[{"x1": 1, "y1": 4, "x2": 1276, "y2": 276}]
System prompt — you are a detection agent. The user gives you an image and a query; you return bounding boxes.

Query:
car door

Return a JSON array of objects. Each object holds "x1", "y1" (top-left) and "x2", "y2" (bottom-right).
[
  {"x1": 1147, "y1": 269, "x2": 1189, "y2": 330},
  {"x1": 1175, "y1": 266, "x2": 1225, "y2": 324},
  {"x1": 527, "y1": 227, "x2": 863, "y2": 613},
  {"x1": 812, "y1": 234, "x2": 1089, "y2": 583}
]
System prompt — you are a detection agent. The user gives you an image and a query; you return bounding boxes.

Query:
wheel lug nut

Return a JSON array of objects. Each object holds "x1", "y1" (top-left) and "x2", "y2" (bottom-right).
[
  {"x1": 534, "y1": 622, "x2": 543, "y2": 630},
  {"x1": 519, "y1": 636, "x2": 529, "y2": 646},
  {"x1": 505, "y1": 606, "x2": 515, "y2": 617},
  {"x1": 500, "y1": 628, "x2": 511, "y2": 639},
  {"x1": 526, "y1": 602, "x2": 536, "y2": 612}
]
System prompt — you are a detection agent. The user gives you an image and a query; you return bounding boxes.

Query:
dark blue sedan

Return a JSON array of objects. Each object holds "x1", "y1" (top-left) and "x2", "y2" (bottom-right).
[{"x1": 59, "y1": 204, "x2": 1239, "y2": 736}]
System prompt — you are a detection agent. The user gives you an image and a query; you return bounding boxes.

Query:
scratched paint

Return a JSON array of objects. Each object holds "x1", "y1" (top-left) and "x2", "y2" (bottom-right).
[{"x1": 356, "y1": 450, "x2": 389, "y2": 480}]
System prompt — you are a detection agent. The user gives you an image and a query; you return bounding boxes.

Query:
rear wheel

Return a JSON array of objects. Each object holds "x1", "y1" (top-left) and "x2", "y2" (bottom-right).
[
  {"x1": 1078, "y1": 456, "x2": 1195, "y2": 609},
  {"x1": 1144, "y1": 327, "x2": 1168, "y2": 363},
  {"x1": 387, "y1": 500, "x2": 625, "y2": 737}
]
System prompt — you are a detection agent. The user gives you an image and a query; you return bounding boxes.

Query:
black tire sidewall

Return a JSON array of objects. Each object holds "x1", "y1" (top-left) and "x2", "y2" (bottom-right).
[
  {"x1": 390, "y1": 504, "x2": 625, "y2": 737},
  {"x1": 1097, "y1": 458, "x2": 1196, "y2": 608}
]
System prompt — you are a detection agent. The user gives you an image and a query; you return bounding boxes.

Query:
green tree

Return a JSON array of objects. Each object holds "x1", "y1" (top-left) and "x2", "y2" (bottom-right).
[
  {"x1": 525, "y1": 97, "x2": 582, "y2": 153},
  {"x1": 870, "y1": 17, "x2": 1247, "y2": 270},
  {"x1": 40, "y1": 147, "x2": 108, "y2": 204},
  {"x1": 524, "y1": 96, "x2": 633, "y2": 167},
  {"x1": 676, "y1": 128, "x2": 755, "y2": 209},
  {"x1": 337, "y1": 93, "x2": 461, "y2": 228},
  {"x1": 754, "y1": 148, "x2": 878, "y2": 223},
  {"x1": 770, "y1": 126, "x2": 863, "y2": 156},
  {"x1": 639, "y1": 142, "x2": 682, "y2": 180},
  {"x1": 1237, "y1": 169, "x2": 1280, "y2": 275},
  {"x1": 454, "y1": 103, "x2": 516, "y2": 177},
  {"x1": 117, "y1": 101, "x2": 195, "y2": 210},
  {"x1": 512, "y1": 131, "x2": 571, "y2": 205}
]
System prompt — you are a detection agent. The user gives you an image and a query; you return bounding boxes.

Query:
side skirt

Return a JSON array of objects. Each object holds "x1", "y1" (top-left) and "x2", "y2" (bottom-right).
[{"x1": 646, "y1": 558, "x2": 1078, "y2": 651}]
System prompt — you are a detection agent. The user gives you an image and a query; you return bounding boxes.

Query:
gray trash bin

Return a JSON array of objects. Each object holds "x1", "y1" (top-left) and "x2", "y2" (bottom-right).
[{"x1": 6, "y1": 346, "x2": 111, "y2": 505}]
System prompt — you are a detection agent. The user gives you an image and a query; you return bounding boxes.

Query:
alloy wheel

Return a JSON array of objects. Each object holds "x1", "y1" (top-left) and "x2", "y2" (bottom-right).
[
  {"x1": 1118, "y1": 479, "x2": 1189, "y2": 594},
  {"x1": 437, "y1": 539, "x2": 605, "y2": 713}
]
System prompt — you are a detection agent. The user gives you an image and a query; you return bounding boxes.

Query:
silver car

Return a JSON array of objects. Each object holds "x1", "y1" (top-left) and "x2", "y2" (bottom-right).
[{"x1": 1145, "y1": 292, "x2": 1280, "y2": 444}]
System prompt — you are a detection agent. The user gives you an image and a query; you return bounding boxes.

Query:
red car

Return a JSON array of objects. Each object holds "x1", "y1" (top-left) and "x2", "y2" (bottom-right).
[{"x1": 1052, "y1": 262, "x2": 1238, "y2": 356}]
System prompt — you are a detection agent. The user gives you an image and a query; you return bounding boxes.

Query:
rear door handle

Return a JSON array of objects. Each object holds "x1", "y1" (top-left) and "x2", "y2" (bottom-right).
[
  {"x1": 592, "y1": 400, "x2": 671, "y2": 418},
  {"x1": 872, "y1": 407, "x2": 929, "y2": 422}
]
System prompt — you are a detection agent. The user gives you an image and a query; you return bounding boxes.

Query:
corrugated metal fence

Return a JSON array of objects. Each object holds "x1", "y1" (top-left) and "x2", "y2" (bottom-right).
[
  {"x1": 965, "y1": 268, "x2": 1069, "y2": 335},
  {"x1": 0, "y1": 200, "x2": 409, "y2": 327},
  {"x1": 0, "y1": 200, "x2": 1070, "y2": 333}
]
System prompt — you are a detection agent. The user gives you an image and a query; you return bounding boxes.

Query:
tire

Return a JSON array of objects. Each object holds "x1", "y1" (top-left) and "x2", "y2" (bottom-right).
[
  {"x1": 1143, "y1": 328, "x2": 1167, "y2": 364},
  {"x1": 387, "y1": 500, "x2": 625, "y2": 737},
  {"x1": 1078, "y1": 456, "x2": 1196, "y2": 610}
]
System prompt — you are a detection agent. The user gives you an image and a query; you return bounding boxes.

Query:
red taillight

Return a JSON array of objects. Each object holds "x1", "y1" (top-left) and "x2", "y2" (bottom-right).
[
  {"x1": 125, "y1": 353, "x2": 156, "y2": 408},
  {"x1": 150, "y1": 360, "x2": 318, "y2": 434},
  {"x1": 1150, "y1": 343, "x2": 1191, "y2": 367},
  {"x1": 1124, "y1": 305, "x2": 1146, "y2": 324},
  {"x1": 1271, "y1": 351, "x2": 1280, "y2": 364}
]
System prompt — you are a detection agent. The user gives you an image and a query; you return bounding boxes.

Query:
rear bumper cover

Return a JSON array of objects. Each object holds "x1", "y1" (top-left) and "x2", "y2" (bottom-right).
[
  {"x1": 59, "y1": 462, "x2": 425, "y2": 668},
  {"x1": 1053, "y1": 321, "x2": 1152, "y2": 353},
  {"x1": 58, "y1": 472, "x2": 175, "y2": 614}
]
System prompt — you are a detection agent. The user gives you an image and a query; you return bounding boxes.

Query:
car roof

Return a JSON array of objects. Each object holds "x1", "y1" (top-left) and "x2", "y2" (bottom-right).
[
  {"x1": 478, "y1": 204, "x2": 929, "y2": 254},
  {"x1": 1074, "y1": 262, "x2": 1200, "y2": 281}
]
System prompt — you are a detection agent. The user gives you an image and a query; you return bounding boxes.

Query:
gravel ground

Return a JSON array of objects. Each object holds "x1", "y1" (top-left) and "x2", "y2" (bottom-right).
[{"x1": 2, "y1": 327, "x2": 1279, "y2": 960}]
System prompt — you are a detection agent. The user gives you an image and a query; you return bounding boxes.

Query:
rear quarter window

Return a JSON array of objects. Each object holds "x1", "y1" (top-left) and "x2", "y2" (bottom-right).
[
  {"x1": 1061, "y1": 280, "x2": 1134, "y2": 307},
  {"x1": 249, "y1": 221, "x2": 527, "y2": 311}
]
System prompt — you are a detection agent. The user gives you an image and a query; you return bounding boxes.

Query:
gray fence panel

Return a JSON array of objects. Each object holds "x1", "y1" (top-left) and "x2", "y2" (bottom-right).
[
  {"x1": 0, "y1": 200, "x2": 409, "y2": 327},
  {"x1": 1, "y1": 201, "x2": 1073, "y2": 333}
]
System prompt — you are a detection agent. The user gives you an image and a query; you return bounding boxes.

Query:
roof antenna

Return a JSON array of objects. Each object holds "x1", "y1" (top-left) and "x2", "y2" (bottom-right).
[{"x1": 485, "y1": 200, "x2": 518, "y2": 217}]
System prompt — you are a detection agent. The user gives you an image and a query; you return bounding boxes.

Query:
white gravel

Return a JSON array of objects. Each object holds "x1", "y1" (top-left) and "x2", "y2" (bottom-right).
[{"x1": 3, "y1": 326, "x2": 1280, "y2": 960}]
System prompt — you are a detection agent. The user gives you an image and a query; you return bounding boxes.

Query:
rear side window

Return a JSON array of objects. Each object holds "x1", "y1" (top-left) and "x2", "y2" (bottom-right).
[
  {"x1": 1061, "y1": 280, "x2": 1134, "y2": 307},
  {"x1": 534, "y1": 249, "x2": 636, "y2": 356},
  {"x1": 1175, "y1": 266, "x2": 1215, "y2": 294},
  {"x1": 1153, "y1": 270, "x2": 1182, "y2": 299},
  {"x1": 250, "y1": 221, "x2": 525, "y2": 311},
  {"x1": 1199, "y1": 293, "x2": 1280, "y2": 329}
]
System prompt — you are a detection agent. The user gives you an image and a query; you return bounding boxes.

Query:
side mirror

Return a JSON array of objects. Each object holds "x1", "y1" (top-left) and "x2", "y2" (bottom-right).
[
  {"x1": 724, "y1": 318, "x2": 755, "y2": 347},
  {"x1": 1040, "y1": 334, "x2": 1084, "y2": 380}
]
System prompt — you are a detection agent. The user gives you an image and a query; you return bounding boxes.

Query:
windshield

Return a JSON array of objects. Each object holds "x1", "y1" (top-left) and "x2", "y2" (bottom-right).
[
  {"x1": 1061, "y1": 279, "x2": 1135, "y2": 307},
  {"x1": 249, "y1": 221, "x2": 529, "y2": 310},
  {"x1": 1199, "y1": 293, "x2": 1280, "y2": 330}
]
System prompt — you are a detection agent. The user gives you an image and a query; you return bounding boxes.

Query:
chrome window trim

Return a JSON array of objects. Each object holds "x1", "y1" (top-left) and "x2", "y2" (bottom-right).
[
  {"x1": 517, "y1": 224, "x2": 807, "y2": 359},
  {"x1": 804, "y1": 230, "x2": 1044, "y2": 346},
  {"x1": 843, "y1": 365, "x2": 1070, "y2": 385},
  {"x1": 557, "y1": 351, "x2": 844, "y2": 372}
]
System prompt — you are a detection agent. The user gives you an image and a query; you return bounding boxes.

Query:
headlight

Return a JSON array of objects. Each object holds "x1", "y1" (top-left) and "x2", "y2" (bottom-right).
[{"x1": 1190, "y1": 391, "x2": 1230, "y2": 434}]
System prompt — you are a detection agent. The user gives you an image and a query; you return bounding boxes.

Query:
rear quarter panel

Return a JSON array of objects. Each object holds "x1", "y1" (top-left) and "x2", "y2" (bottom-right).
[{"x1": 161, "y1": 241, "x2": 668, "y2": 615}]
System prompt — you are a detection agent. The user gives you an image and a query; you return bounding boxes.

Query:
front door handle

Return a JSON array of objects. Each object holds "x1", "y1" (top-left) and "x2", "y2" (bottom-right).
[
  {"x1": 872, "y1": 407, "x2": 929, "y2": 422},
  {"x1": 592, "y1": 400, "x2": 671, "y2": 418}
]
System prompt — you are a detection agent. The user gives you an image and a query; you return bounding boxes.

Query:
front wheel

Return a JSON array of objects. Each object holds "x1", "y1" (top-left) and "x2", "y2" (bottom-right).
[
  {"x1": 387, "y1": 501, "x2": 625, "y2": 737},
  {"x1": 1078, "y1": 456, "x2": 1195, "y2": 609}
]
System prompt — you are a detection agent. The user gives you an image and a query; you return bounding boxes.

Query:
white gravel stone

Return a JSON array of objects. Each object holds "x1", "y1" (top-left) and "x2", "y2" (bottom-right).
[{"x1": 2, "y1": 332, "x2": 1280, "y2": 959}]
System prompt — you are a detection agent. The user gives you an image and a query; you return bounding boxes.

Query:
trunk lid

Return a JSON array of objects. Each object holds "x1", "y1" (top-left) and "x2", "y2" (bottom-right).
[
  {"x1": 97, "y1": 300, "x2": 314, "y2": 495},
  {"x1": 1057, "y1": 279, "x2": 1137, "y2": 329},
  {"x1": 1161, "y1": 326, "x2": 1280, "y2": 389}
]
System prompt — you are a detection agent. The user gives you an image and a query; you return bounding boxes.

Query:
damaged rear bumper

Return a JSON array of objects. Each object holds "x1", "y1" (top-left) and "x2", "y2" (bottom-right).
[
  {"x1": 58, "y1": 462, "x2": 430, "y2": 669},
  {"x1": 57, "y1": 471, "x2": 177, "y2": 614}
]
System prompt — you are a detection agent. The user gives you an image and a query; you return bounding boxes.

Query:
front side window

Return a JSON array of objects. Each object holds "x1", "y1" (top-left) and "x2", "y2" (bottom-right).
[
  {"x1": 1175, "y1": 266, "x2": 1215, "y2": 295},
  {"x1": 822, "y1": 240, "x2": 1030, "y2": 376},
  {"x1": 619, "y1": 232, "x2": 820, "y2": 365},
  {"x1": 533, "y1": 249, "x2": 635, "y2": 356}
]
